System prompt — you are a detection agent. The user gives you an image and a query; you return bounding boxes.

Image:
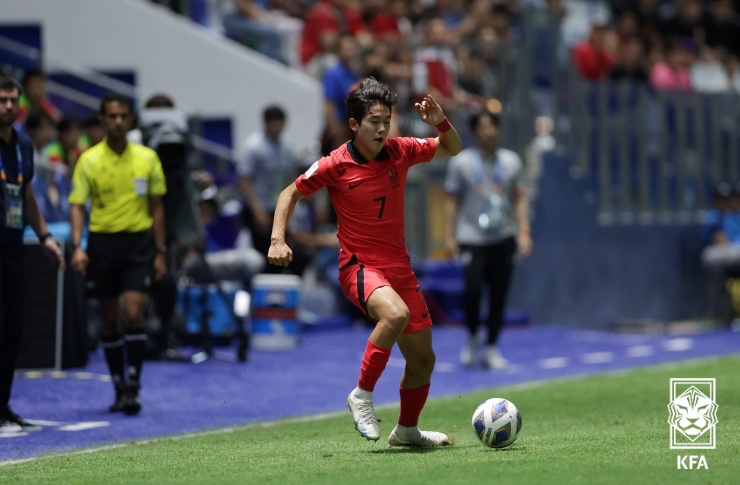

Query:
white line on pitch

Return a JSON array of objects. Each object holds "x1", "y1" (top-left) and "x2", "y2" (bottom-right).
[
  {"x1": 539, "y1": 357, "x2": 569, "y2": 369},
  {"x1": 663, "y1": 338, "x2": 693, "y2": 352},
  {"x1": 581, "y1": 352, "x2": 615, "y2": 364},
  {"x1": 626, "y1": 345, "x2": 653, "y2": 358}
]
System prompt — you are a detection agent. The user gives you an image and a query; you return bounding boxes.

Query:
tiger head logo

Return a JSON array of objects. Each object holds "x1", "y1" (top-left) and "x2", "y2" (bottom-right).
[{"x1": 667, "y1": 386, "x2": 718, "y2": 441}]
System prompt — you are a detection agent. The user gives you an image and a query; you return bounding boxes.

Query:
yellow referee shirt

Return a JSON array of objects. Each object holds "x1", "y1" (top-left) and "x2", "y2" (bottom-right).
[{"x1": 69, "y1": 140, "x2": 167, "y2": 233}]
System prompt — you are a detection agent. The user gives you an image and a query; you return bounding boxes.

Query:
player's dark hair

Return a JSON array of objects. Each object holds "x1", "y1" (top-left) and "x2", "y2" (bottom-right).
[
  {"x1": 99, "y1": 92, "x2": 133, "y2": 115},
  {"x1": 263, "y1": 105, "x2": 286, "y2": 122},
  {"x1": 0, "y1": 75, "x2": 22, "y2": 95},
  {"x1": 345, "y1": 77, "x2": 398, "y2": 125},
  {"x1": 469, "y1": 109, "x2": 501, "y2": 132}
]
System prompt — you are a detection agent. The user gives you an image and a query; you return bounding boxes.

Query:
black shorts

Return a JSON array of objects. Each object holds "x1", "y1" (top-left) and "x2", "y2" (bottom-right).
[{"x1": 86, "y1": 231, "x2": 154, "y2": 299}]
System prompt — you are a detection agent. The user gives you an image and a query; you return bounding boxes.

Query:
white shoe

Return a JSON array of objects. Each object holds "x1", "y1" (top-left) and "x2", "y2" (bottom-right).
[
  {"x1": 388, "y1": 425, "x2": 450, "y2": 447},
  {"x1": 0, "y1": 419, "x2": 22, "y2": 434},
  {"x1": 459, "y1": 335, "x2": 480, "y2": 366},
  {"x1": 485, "y1": 346, "x2": 509, "y2": 370},
  {"x1": 346, "y1": 388, "x2": 380, "y2": 441}
]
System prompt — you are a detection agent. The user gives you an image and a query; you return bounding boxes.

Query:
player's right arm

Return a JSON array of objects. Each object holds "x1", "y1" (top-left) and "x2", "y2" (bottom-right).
[{"x1": 268, "y1": 182, "x2": 305, "y2": 267}]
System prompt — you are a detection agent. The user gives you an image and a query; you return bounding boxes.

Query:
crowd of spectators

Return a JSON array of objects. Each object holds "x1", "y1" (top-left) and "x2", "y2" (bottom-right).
[{"x1": 573, "y1": 0, "x2": 740, "y2": 93}]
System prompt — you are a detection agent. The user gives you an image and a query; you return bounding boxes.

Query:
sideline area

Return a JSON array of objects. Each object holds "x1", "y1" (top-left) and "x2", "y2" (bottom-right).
[{"x1": 2, "y1": 324, "x2": 738, "y2": 461}]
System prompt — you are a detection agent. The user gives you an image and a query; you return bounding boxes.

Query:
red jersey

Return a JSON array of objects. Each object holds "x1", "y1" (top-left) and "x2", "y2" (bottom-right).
[{"x1": 295, "y1": 137, "x2": 437, "y2": 268}]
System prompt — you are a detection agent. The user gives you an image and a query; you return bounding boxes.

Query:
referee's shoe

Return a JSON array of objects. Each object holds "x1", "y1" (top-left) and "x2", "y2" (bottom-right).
[
  {"x1": 0, "y1": 407, "x2": 41, "y2": 432},
  {"x1": 123, "y1": 381, "x2": 141, "y2": 415}
]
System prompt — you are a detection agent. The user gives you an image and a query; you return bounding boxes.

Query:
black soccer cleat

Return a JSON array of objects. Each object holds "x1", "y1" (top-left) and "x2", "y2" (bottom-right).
[
  {"x1": 109, "y1": 382, "x2": 127, "y2": 413},
  {"x1": 123, "y1": 381, "x2": 141, "y2": 416}
]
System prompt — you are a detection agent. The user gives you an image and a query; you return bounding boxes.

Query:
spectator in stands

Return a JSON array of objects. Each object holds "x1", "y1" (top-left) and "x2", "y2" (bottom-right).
[
  {"x1": 24, "y1": 110, "x2": 54, "y2": 165},
  {"x1": 703, "y1": 0, "x2": 740, "y2": 58},
  {"x1": 659, "y1": 0, "x2": 704, "y2": 42},
  {"x1": 237, "y1": 105, "x2": 300, "y2": 273},
  {"x1": 26, "y1": 110, "x2": 70, "y2": 223},
  {"x1": 80, "y1": 112, "x2": 106, "y2": 150},
  {"x1": 444, "y1": 110, "x2": 531, "y2": 370},
  {"x1": 17, "y1": 69, "x2": 61, "y2": 126},
  {"x1": 363, "y1": 0, "x2": 407, "y2": 44},
  {"x1": 572, "y1": 18, "x2": 616, "y2": 81},
  {"x1": 610, "y1": 35, "x2": 649, "y2": 83},
  {"x1": 690, "y1": 46, "x2": 734, "y2": 93},
  {"x1": 649, "y1": 37, "x2": 694, "y2": 91},
  {"x1": 182, "y1": 184, "x2": 265, "y2": 283},
  {"x1": 701, "y1": 183, "x2": 740, "y2": 272},
  {"x1": 414, "y1": 18, "x2": 458, "y2": 116},
  {"x1": 0, "y1": 75, "x2": 64, "y2": 433},
  {"x1": 45, "y1": 116, "x2": 84, "y2": 171},
  {"x1": 300, "y1": 0, "x2": 371, "y2": 79},
  {"x1": 322, "y1": 35, "x2": 360, "y2": 153},
  {"x1": 222, "y1": 0, "x2": 287, "y2": 64},
  {"x1": 700, "y1": 183, "x2": 740, "y2": 324},
  {"x1": 453, "y1": 0, "x2": 494, "y2": 41}
]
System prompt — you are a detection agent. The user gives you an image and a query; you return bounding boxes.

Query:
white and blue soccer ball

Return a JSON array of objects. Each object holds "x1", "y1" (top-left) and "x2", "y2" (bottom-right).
[{"x1": 471, "y1": 398, "x2": 522, "y2": 448}]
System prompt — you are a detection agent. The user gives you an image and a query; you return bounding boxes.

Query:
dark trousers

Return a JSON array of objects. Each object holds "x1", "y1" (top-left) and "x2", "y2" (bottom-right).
[
  {"x1": 460, "y1": 237, "x2": 517, "y2": 346},
  {"x1": 0, "y1": 245, "x2": 25, "y2": 410}
]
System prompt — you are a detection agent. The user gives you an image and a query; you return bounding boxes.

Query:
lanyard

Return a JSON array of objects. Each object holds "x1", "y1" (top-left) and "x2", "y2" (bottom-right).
[
  {"x1": 472, "y1": 150, "x2": 502, "y2": 194},
  {"x1": 0, "y1": 144, "x2": 23, "y2": 184}
]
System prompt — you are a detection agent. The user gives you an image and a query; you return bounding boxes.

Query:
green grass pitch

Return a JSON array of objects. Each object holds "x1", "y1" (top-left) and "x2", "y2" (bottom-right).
[{"x1": 2, "y1": 355, "x2": 738, "y2": 484}]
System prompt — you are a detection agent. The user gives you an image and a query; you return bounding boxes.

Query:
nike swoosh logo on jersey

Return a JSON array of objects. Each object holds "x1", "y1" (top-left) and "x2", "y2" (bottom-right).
[{"x1": 349, "y1": 181, "x2": 366, "y2": 189}]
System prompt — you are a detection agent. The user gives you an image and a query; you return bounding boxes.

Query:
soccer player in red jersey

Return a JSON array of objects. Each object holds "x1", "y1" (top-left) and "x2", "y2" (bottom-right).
[{"x1": 268, "y1": 77, "x2": 462, "y2": 446}]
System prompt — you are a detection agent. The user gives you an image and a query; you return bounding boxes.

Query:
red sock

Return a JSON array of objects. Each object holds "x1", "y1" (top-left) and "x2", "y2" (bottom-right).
[
  {"x1": 357, "y1": 340, "x2": 391, "y2": 392},
  {"x1": 398, "y1": 383, "x2": 430, "y2": 428}
]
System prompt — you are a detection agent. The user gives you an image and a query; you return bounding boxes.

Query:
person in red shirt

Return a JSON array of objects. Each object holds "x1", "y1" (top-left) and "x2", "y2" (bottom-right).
[
  {"x1": 269, "y1": 77, "x2": 462, "y2": 446},
  {"x1": 572, "y1": 21, "x2": 615, "y2": 81},
  {"x1": 300, "y1": 0, "x2": 371, "y2": 78}
]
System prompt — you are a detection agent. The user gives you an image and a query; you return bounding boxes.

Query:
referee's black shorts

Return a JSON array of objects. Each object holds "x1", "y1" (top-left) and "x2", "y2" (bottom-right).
[{"x1": 86, "y1": 230, "x2": 154, "y2": 299}]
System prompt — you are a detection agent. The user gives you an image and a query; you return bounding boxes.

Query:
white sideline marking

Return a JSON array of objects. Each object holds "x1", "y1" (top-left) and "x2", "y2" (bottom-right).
[
  {"x1": 581, "y1": 352, "x2": 614, "y2": 364},
  {"x1": 58, "y1": 422, "x2": 110, "y2": 432},
  {"x1": 663, "y1": 338, "x2": 693, "y2": 352},
  {"x1": 626, "y1": 345, "x2": 653, "y2": 358},
  {"x1": 539, "y1": 357, "x2": 568, "y2": 369}
]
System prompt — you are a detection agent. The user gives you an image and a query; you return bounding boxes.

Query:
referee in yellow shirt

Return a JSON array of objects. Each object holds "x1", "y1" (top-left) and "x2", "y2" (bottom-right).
[{"x1": 69, "y1": 93, "x2": 167, "y2": 415}]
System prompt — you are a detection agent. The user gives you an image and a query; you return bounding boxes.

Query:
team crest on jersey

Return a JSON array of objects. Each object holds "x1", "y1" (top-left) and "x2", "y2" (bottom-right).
[
  {"x1": 386, "y1": 166, "x2": 400, "y2": 188},
  {"x1": 305, "y1": 161, "x2": 319, "y2": 178},
  {"x1": 415, "y1": 138, "x2": 428, "y2": 144}
]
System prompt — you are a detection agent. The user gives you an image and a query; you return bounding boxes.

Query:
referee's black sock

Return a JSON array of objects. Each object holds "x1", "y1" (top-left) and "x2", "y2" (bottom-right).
[
  {"x1": 100, "y1": 336, "x2": 126, "y2": 387},
  {"x1": 125, "y1": 331, "x2": 148, "y2": 384}
]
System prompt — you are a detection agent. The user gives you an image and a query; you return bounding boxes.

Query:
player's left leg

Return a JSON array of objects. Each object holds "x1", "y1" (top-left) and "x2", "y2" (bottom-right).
[{"x1": 388, "y1": 327, "x2": 449, "y2": 446}]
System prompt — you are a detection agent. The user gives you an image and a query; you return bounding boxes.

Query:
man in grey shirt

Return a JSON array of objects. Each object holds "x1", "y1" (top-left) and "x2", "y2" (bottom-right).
[
  {"x1": 444, "y1": 110, "x2": 532, "y2": 369},
  {"x1": 238, "y1": 105, "x2": 298, "y2": 272}
]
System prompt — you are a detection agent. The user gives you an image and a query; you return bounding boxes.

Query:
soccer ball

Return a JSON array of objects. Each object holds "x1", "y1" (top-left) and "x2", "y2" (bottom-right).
[{"x1": 471, "y1": 398, "x2": 522, "y2": 448}]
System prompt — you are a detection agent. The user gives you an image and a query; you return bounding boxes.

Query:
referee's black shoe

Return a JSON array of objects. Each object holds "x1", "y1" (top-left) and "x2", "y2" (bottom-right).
[
  {"x1": 0, "y1": 408, "x2": 41, "y2": 432},
  {"x1": 123, "y1": 381, "x2": 141, "y2": 416},
  {"x1": 109, "y1": 382, "x2": 127, "y2": 413}
]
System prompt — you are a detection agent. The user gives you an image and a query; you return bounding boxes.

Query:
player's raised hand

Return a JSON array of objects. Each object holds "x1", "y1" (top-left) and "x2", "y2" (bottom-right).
[{"x1": 415, "y1": 95, "x2": 445, "y2": 126}]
